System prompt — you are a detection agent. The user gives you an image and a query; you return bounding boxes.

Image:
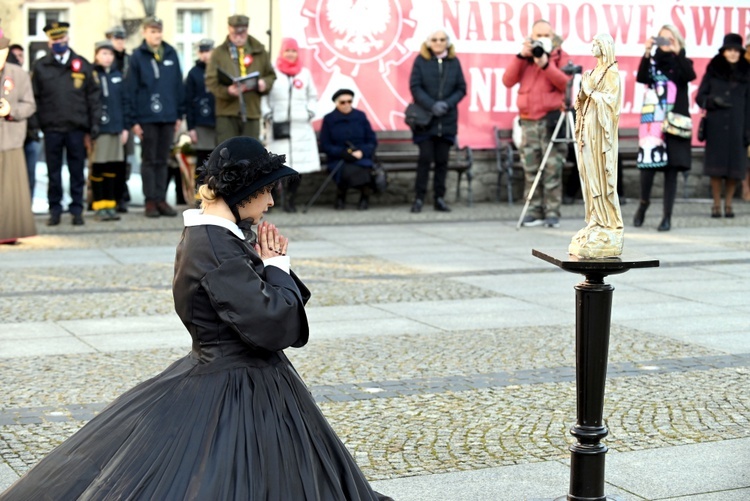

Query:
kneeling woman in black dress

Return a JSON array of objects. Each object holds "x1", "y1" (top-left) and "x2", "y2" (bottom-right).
[{"x1": 1, "y1": 137, "x2": 391, "y2": 501}]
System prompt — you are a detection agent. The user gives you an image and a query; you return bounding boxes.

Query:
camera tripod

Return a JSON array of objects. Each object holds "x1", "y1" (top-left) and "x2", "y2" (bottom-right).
[{"x1": 516, "y1": 80, "x2": 582, "y2": 229}]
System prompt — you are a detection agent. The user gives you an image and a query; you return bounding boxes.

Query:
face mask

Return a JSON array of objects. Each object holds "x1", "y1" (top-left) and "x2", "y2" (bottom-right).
[{"x1": 52, "y1": 42, "x2": 68, "y2": 55}]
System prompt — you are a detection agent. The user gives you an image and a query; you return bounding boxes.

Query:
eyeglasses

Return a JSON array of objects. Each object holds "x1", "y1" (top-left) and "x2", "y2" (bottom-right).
[
  {"x1": 337, "y1": 99, "x2": 352, "y2": 105},
  {"x1": 431, "y1": 38, "x2": 446, "y2": 42}
]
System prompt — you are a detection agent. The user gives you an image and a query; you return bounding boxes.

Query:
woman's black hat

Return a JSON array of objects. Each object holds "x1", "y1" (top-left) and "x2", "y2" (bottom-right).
[
  {"x1": 201, "y1": 137, "x2": 297, "y2": 221},
  {"x1": 720, "y1": 33, "x2": 744, "y2": 53},
  {"x1": 331, "y1": 88, "x2": 354, "y2": 102}
]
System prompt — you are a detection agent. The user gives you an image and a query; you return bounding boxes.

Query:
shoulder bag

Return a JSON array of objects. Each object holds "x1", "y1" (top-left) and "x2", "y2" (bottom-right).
[{"x1": 662, "y1": 111, "x2": 693, "y2": 139}]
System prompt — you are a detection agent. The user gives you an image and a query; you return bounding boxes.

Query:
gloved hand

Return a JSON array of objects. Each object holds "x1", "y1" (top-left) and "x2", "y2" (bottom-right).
[
  {"x1": 431, "y1": 101, "x2": 449, "y2": 117},
  {"x1": 712, "y1": 96, "x2": 733, "y2": 109},
  {"x1": 89, "y1": 124, "x2": 100, "y2": 140}
]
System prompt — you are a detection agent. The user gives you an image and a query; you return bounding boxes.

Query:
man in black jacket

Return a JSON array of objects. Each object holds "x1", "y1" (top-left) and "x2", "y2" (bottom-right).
[
  {"x1": 32, "y1": 22, "x2": 101, "y2": 226},
  {"x1": 126, "y1": 16, "x2": 185, "y2": 218}
]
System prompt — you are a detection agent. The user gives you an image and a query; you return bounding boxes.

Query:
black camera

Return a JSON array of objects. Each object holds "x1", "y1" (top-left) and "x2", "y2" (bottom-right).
[
  {"x1": 561, "y1": 61, "x2": 583, "y2": 75},
  {"x1": 530, "y1": 38, "x2": 553, "y2": 58}
]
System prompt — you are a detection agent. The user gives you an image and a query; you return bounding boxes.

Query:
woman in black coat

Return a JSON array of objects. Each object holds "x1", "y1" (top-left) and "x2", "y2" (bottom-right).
[
  {"x1": 319, "y1": 89, "x2": 378, "y2": 210},
  {"x1": 408, "y1": 29, "x2": 466, "y2": 213},
  {"x1": 634, "y1": 25, "x2": 696, "y2": 231},
  {"x1": 696, "y1": 33, "x2": 750, "y2": 218}
]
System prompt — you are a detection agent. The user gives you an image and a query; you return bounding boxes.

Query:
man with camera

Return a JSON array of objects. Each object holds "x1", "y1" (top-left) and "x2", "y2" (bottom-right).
[{"x1": 503, "y1": 20, "x2": 571, "y2": 228}]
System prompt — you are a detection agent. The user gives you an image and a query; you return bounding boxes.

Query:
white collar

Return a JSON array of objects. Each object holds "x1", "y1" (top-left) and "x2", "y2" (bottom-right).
[{"x1": 182, "y1": 209, "x2": 245, "y2": 240}]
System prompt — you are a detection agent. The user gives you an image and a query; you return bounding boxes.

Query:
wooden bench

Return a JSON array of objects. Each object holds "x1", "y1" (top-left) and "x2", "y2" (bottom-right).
[
  {"x1": 374, "y1": 130, "x2": 474, "y2": 205},
  {"x1": 303, "y1": 130, "x2": 474, "y2": 211}
]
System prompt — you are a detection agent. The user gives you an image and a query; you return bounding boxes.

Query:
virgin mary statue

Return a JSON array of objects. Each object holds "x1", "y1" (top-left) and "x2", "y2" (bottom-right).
[{"x1": 569, "y1": 33, "x2": 624, "y2": 258}]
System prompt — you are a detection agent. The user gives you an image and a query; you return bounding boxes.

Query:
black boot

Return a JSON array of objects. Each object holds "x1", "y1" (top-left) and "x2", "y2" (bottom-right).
[
  {"x1": 358, "y1": 187, "x2": 370, "y2": 210},
  {"x1": 657, "y1": 215, "x2": 671, "y2": 232},
  {"x1": 633, "y1": 200, "x2": 649, "y2": 227}
]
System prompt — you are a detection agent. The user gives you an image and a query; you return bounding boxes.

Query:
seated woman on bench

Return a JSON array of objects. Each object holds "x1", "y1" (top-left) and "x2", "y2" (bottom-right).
[{"x1": 319, "y1": 89, "x2": 378, "y2": 210}]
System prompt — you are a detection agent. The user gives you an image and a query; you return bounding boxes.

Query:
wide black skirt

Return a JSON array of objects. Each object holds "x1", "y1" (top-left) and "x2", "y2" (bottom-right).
[{"x1": 0, "y1": 351, "x2": 391, "y2": 501}]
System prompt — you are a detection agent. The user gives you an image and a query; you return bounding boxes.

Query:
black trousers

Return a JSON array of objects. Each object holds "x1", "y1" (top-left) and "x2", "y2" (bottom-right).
[
  {"x1": 640, "y1": 169, "x2": 678, "y2": 216},
  {"x1": 45, "y1": 129, "x2": 86, "y2": 216},
  {"x1": 415, "y1": 137, "x2": 452, "y2": 200},
  {"x1": 140, "y1": 123, "x2": 174, "y2": 203}
]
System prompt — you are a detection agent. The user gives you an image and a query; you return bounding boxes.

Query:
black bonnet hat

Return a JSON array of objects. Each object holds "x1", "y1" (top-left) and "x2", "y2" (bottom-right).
[
  {"x1": 331, "y1": 88, "x2": 354, "y2": 102},
  {"x1": 200, "y1": 137, "x2": 297, "y2": 222},
  {"x1": 720, "y1": 33, "x2": 744, "y2": 53}
]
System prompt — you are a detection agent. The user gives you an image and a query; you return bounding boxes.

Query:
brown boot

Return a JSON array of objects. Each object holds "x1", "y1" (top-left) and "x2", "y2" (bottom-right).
[
  {"x1": 157, "y1": 201, "x2": 177, "y2": 217},
  {"x1": 144, "y1": 201, "x2": 160, "y2": 218}
]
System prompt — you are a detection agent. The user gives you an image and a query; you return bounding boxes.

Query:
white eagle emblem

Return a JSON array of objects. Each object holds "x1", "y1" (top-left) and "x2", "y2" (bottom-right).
[{"x1": 326, "y1": 0, "x2": 391, "y2": 56}]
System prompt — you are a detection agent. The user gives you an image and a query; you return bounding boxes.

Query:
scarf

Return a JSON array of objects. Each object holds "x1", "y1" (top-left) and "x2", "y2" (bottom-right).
[
  {"x1": 276, "y1": 38, "x2": 302, "y2": 76},
  {"x1": 637, "y1": 54, "x2": 677, "y2": 169}
]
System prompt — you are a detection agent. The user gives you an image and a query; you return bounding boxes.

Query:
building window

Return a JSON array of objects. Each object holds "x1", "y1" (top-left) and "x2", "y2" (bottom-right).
[{"x1": 175, "y1": 9, "x2": 211, "y2": 72}]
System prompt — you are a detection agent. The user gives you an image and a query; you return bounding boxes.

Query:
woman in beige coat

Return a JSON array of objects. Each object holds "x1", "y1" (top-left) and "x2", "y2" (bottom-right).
[{"x1": 0, "y1": 30, "x2": 37, "y2": 244}]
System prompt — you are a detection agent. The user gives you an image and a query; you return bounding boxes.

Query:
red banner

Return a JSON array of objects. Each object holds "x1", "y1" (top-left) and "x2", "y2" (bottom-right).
[{"x1": 282, "y1": 0, "x2": 748, "y2": 148}]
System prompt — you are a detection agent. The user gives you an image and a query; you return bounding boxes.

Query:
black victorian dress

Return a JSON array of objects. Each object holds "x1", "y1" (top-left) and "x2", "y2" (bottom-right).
[{"x1": 1, "y1": 212, "x2": 390, "y2": 501}]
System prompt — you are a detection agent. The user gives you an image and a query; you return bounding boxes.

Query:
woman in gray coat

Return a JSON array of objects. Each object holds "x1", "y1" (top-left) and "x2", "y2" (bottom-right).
[{"x1": 696, "y1": 33, "x2": 750, "y2": 218}]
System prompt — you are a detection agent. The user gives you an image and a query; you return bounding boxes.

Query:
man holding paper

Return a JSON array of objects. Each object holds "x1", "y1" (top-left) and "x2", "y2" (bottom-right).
[{"x1": 206, "y1": 15, "x2": 276, "y2": 142}]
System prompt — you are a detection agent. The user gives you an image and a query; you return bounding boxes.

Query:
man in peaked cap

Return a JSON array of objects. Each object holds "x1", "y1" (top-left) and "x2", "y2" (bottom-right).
[
  {"x1": 32, "y1": 21, "x2": 102, "y2": 226},
  {"x1": 126, "y1": 15, "x2": 185, "y2": 218},
  {"x1": 105, "y1": 25, "x2": 130, "y2": 77},
  {"x1": 206, "y1": 14, "x2": 276, "y2": 143}
]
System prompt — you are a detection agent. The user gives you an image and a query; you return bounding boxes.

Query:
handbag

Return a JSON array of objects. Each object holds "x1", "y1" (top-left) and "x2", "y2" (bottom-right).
[
  {"x1": 404, "y1": 62, "x2": 449, "y2": 131},
  {"x1": 697, "y1": 114, "x2": 706, "y2": 142},
  {"x1": 404, "y1": 103, "x2": 432, "y2": 130},
  {"x1": 662, "y1": 111, "x2": 693, "y2": 139},
  {"x1": 272, "y1": 121, "x2": 291, "y2": 139}
]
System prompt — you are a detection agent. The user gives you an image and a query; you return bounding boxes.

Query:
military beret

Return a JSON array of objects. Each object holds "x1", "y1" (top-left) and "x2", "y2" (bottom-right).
[
  {"x1": 43, "y1": 22, "x2": 70, "y2": 41},
  {"x1": 228, "y1": 15, "x2": 249, "y2": 28},
  {"x1": 95, "y1": 40, "x2": 115, "y2": 53},
  {"x1": 198, "y1": 38, "x2": 214, "y2": 52},
  {"x1": 142, "y1": 16, "x2": 163, "y2": 30},
  {"x1": 331, "y1": 88, "x2": 355, "y2": 102},
  {"x1": 106, "y1": 26, "x2": 126, "y2": 39}
]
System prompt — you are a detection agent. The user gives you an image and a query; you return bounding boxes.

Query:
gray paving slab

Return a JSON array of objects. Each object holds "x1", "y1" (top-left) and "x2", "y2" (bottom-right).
[
  {"x1": 308, "y1": 317, "x2": 442, "y2": 339},
  {"x1": 0, "y1": 249, "x2": 117, "y2": 269},
  {"x1": 58, "y1": 315, "x2": 184, "y2": 335},
  {"x1": 0, "y1": 464, "x2": 18, "y2": 492},
  {"x1": 605, "y1": 438, "x2": 750, "y2": 499},
  {"x1": 370, "y1": 459, "x2": 641, "y2": 501},
  {"x1": 102, "y1": 246, "x2": 177, "y2": 264},
  {"x1": 1, "y1": 336, "x2": 95, "y2": 358},
  {"x1": 664, "y1": 488, "x2": 750, "y2": 500},
  {"x1": 78, "y1": 330, "x2": 189, "y2": 352},
  {"x1": 0, "y1": 322, "x2": 72, "y2": 340}
]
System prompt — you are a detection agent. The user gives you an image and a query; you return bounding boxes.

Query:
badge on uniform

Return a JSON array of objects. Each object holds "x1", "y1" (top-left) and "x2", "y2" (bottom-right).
[
  {"x1": 101, "y1": 105, "x2": 110, "y2": 124},
  {"x1": 71, "y1": 58, "x2": 85, "y2": 89},
  {"x1": 243, "y1": 54, "x2": 253, "y2": 67},
  {"x1": 199, "y1": 97, "x2": 210, "y2": 117},
  {"x1": 150, "y1": 94, "x2": 163, "y2": 113}
]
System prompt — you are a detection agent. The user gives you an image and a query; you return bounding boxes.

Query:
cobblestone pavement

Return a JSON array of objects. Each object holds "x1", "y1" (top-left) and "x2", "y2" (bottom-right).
[{"x1": 1, "y1": 200, "x2": 749, "y2": 488}]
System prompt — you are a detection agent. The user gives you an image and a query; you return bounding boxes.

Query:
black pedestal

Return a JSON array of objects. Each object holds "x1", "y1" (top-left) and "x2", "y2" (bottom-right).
[{"x1": 532, "y1": 249, "x2": 659, "y2": 501}]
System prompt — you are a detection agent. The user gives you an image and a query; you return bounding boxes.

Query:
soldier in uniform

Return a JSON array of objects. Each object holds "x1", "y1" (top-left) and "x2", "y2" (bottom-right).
[
  {"x1": 32, "y1": 22, "x2": 101, "y2": 226},
  {"x1": 185, "y1": 38, "x2": 217, "y2": 171},
  {"x1": 105, "y1": 25, "x2": 130, "y2": 77},
  {"x1": 126, "y1": 16, "x2": 184, "y2": 218},
  {"x1": 206, "y1": 15, "x2": 275, "y2": 143}
]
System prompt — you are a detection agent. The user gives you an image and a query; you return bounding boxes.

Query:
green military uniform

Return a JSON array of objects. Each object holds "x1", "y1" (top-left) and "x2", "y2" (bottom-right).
[{"x1": 206, "y1": 29, "x2": 275, "y2": 143}]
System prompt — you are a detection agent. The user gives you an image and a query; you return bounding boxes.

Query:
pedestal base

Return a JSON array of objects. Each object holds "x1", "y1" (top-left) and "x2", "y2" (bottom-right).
[{"x1": 531, "y1": 248, "x2": 659, "y2": 501}]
